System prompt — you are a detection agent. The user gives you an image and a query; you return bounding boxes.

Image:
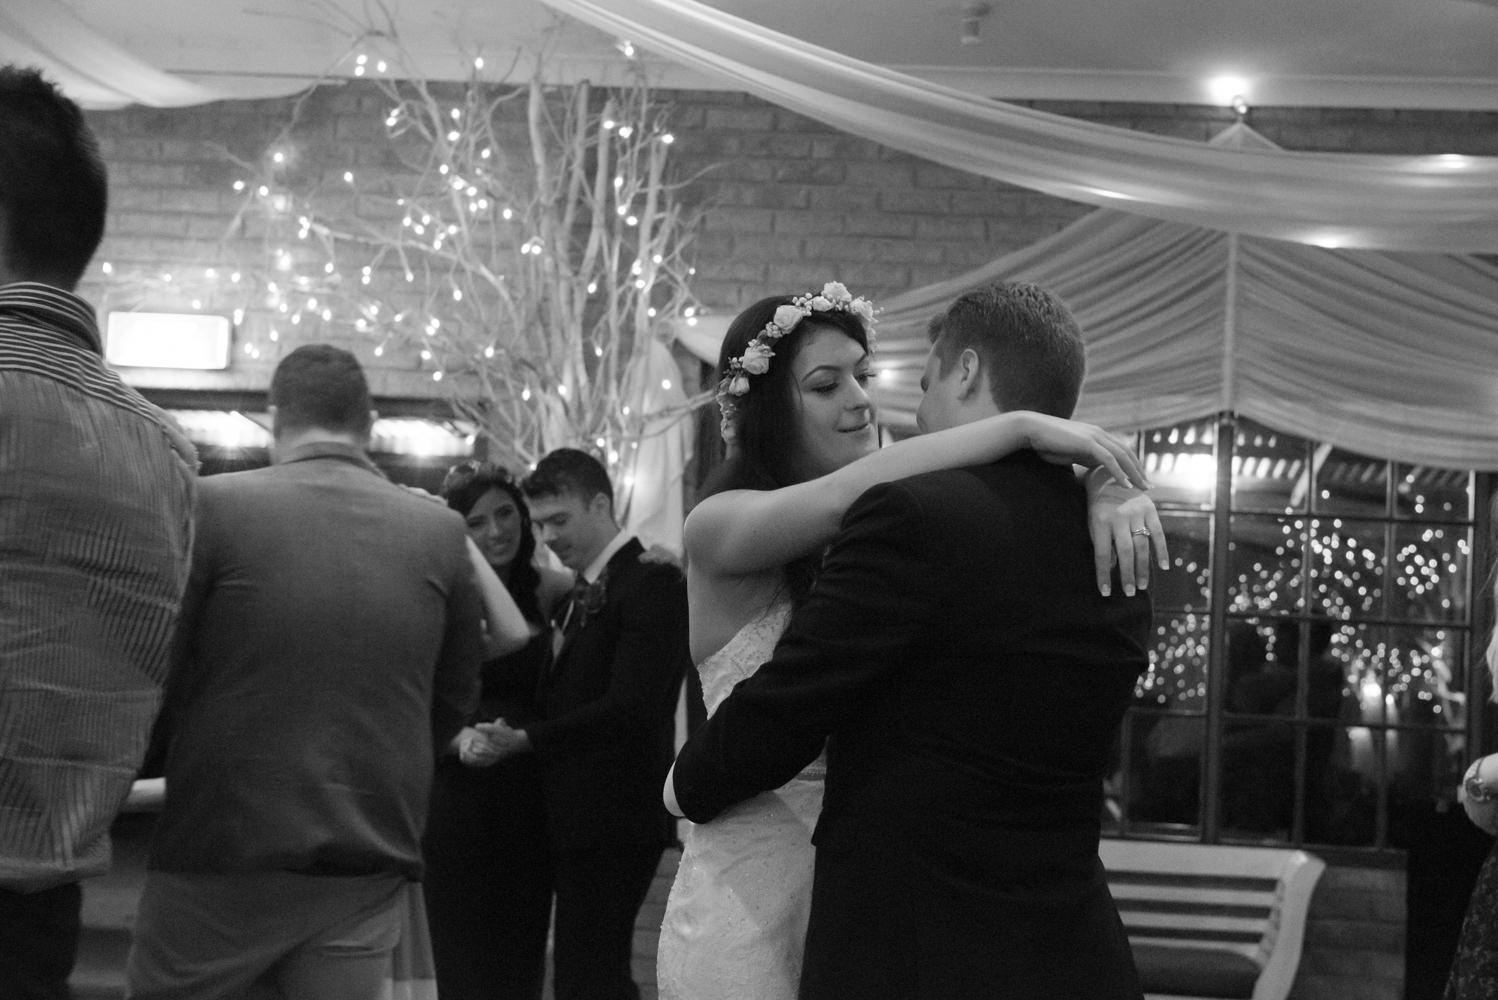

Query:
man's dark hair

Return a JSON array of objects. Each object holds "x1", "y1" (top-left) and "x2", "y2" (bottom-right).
[
  {"x1": 268, "y1": 344, "x2": 373, "y2": 437},
  {"x1": 521, "y1": 448, "x2": 615, "y2": 513},
  {"x1": 927, "y1": 281, "x2": 1086, "y2": 418},
  {"x1": 0, "y1": 66, "x2": 108, "y2": 289}
]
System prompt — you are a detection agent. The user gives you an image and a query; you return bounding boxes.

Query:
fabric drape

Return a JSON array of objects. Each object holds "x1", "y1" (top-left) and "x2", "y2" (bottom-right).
[
  {"x1": 674, "y1": 124, "x2": 1498, "y2": 469},
  {"x1": 540, "y1": 0, "x2": 1498, "y2": 253},
  {"x1": 0, "y1": 2, "x2": 309, "y2": 108}
]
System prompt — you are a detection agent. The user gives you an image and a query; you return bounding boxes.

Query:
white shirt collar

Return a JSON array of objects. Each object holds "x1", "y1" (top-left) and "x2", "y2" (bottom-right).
[{"x1": 580, "y1": 529, "x2": 631, "y2": 584}]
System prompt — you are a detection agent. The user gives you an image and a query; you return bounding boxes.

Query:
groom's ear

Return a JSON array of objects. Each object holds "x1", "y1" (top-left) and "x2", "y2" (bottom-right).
[{"x1": 955, "y1": 348, "x2": 983, "y2": 400}]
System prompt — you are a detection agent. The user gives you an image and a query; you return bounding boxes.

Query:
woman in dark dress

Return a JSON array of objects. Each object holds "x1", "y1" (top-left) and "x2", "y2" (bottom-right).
[{"x1": 423, "y1": 461, "x2": 571, "y2": 1000}]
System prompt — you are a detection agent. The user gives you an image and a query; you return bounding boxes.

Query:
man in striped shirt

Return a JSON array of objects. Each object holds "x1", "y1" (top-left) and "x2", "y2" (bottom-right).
[{"x1": 0, "y1": 65, "x2": 197, "y2": 999}]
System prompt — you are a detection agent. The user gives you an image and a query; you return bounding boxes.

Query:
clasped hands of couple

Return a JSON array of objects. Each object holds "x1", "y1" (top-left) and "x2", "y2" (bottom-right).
[{"x1": 457, "y1": 719, "x2": 527, "y2": 767}]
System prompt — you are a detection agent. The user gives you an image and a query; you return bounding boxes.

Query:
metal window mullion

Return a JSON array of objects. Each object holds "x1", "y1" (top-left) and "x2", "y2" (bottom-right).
[
  {"x1": 1202, "y1": 411, "x2": 1236, "y2": 843},
  {"x1": 1471, "y1": 473, "x2": 1498, "y2": 769}
]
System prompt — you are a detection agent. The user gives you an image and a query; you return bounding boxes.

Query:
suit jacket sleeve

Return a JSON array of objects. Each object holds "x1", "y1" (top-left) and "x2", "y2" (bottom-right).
[
  {"x1": 431, "y1": 527, "x2": 485, "y2": 753},
  {"x1": 672, "y1": 480, "x2": 947, "y2": 822},
  {"x1": 525, "y1": 561, "x2": 688, "y2": 759}
]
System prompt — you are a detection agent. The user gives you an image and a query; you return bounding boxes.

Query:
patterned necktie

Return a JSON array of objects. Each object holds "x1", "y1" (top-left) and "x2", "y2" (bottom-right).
[{"x1": 561, "y1": 573, "x2": 590, "y2": 639}]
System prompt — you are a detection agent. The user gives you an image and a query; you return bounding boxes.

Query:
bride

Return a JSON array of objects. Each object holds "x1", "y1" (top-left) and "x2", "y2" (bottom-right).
[{"x1": 656, "y1": 282, "x2": 1163, "y2": 999}]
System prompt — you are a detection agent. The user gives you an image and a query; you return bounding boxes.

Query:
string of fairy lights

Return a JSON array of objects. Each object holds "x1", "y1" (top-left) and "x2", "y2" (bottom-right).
[
  {"x1": 96, "y1": 36, "x2": 708, "y2": 474},
  {"x1": 1133, "y1": 423, "x2": 1473, "y2": 739}
]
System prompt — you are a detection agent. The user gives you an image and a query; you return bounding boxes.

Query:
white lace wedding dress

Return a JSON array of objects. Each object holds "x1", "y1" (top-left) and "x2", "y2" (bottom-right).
[{"x1": 657, "y1": 598, "x2": 826, "y2": 1000}]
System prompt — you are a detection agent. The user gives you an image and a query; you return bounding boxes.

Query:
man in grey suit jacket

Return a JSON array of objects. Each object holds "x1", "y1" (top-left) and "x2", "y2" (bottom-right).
[{"x1": 127, "y1": 345, "x2": 485, "y2": 1000}]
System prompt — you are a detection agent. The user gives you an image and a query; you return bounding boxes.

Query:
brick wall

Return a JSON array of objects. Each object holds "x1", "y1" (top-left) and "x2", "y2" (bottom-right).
[
  {"x1": 80, "y1": 87, "x2": 1498, "y2": 397},
  {"x1": 79, "y1": 86, "x2": 1498, "y2": 999}
]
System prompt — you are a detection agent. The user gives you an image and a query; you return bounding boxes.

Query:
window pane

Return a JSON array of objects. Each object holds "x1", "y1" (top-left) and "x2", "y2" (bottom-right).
[
  {"x1": 1142, "y1": 419, "x2": 1216, "y2": 510},
  {"x1": 1389, "y1": 722, "x2": 1464, "y2": 812},
  {"x1": 1306, "y1": 722, "x2": 1378, "y2": 847},
  {"x1": 1155, "y1": 512, "x2": 1212, "y2": 614},
  {"x1": 1139, "y1": 613, "x2": 1209, "y2": 710},
  {"x1": 1221, "y1": 720, "x2": 1296, "y2": 838},
  {"x1": 1366, "y1": 619, "x2": 1468, "y2": 730},
  {"x1": 1390, "y1": 523, "x2": 1472, "y2": 624},
  {"x1": 1396, "y1": 464, "x2": 1474, "y2": 521},
  {"x1": 1228, "y1": 515, "x2": 1305, "y2": 615},
  {"x1": 1117, "y1": 415, "x2": 1481, "y2": 854},
  {"x1": 1223, "y1": 618, "x2": 1283, "y2": 717},
  {"x1": 1129, "y1": 710, "x2": 1203, "y2": 830},
  {"x1": 1310, "y1": 517, "x2": 1385, "y2": 619},
  {"x1": 1314, "y1": 445, "x2": 1389, "y2": 516},
  {"x1": 1231, "y1": 420, "x2": 1310, "y2": 514}
]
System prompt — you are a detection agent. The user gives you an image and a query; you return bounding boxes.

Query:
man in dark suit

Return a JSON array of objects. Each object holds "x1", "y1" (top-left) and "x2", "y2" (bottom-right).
[
  {"x1": 127, "y1": 345, "x2": 485, "y2": 999},
  {"x1": 671, "y1": 282, "x2": 1152, "y2": 999},
  {"x1": 478, "y1": 448, "x2": 689, "y2": 1000}
]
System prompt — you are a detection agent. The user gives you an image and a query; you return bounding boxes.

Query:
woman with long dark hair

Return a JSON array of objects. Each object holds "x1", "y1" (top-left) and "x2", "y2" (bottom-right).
[{"x1": 422, "y1": 461, "x2": 570, "y2": 1000}]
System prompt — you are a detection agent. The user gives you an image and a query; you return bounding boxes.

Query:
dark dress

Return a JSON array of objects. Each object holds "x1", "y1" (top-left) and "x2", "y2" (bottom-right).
[
  {"x1": 1446, "y1": 839, "x2": 1498, "y2": 999},
  {"x1": 423, "y1": 628, "x2": 554, "y2": 1000}
]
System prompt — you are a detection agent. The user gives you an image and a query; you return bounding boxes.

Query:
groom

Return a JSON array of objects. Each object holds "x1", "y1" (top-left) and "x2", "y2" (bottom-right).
[{"x1": 670, "y1": 281, "x2": 1151, "y2": 999}]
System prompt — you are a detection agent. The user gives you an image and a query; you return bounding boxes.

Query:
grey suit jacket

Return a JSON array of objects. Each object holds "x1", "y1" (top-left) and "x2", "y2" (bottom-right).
[{"x1": 151, "y1": 440, "x2": 483, "y2": 879}]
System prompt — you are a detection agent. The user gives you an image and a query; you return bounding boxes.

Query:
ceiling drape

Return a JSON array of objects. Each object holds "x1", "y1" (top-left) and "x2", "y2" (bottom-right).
[
  {"x1": 868, "y1": 214, "x2": 1498, "y2": 469},
  {"x1": 540, "y1": 0, "x2": 1498, "y2": 253},
  {"x1": 675, "y1": 124, "x2": 1498, "y2": 469},
  {"x1": 0, "y1": 1, "x2": 310, "y2": 108}
]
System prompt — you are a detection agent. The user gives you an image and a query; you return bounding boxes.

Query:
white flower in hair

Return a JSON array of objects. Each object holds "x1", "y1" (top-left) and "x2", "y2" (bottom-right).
[
  {"x1": 740, "y1": 341, "x2": 775, "y2": 375},
  {"x1": 772, "y1": 304, "x2": 805, "y2": 331},
  {"x1": 714, "y1": 280, "x2": 879, "y2": 440}
]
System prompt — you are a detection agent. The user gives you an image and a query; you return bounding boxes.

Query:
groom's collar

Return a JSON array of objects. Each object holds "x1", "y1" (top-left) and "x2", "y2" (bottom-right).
[{"x1": 579, "y1": 529, "x2": 631, "y2": 584}]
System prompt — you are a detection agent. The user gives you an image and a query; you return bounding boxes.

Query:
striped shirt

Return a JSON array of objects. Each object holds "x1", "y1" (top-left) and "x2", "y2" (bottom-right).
[{"x1": 0, "y1": 282, "x2": 197, "y2": 891}]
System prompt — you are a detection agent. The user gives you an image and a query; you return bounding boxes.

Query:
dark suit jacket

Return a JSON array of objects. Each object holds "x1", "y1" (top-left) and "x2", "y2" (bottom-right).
[
  {"x1": 673, "y1": 451, "x2": 1150, "y2": 1000},
  {"x1": 526, "y1": 537, "x2": 690, "y2": 853},
  {"x1": 150, "y1": 441, "x2": 484, "y2": 880}
]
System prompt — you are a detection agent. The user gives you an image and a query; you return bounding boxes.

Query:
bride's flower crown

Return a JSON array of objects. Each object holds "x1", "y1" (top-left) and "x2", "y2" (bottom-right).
[{"x1": 716, "y1": 281, "x2": 878, "y2": 443}]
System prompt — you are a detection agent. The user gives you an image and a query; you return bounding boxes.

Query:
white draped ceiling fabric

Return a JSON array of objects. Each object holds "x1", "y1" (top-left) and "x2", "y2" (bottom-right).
[
  {"x1": 545, "y1": 0, "x2": 1498, "y2": 469},
  {"x1": 540, "y1": 0, "x2": 1498, "y2": 254},
  {"x1": 0, "y1": 2, "x2": 305, "y2": 108},
  {"x1": 8, "y1": 0, "x2": 1498, "y2": 473}
]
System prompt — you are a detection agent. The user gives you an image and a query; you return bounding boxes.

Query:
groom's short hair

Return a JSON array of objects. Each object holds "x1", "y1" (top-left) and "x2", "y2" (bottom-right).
[
  {"x1": 522, "y1": 447, "x2": 615, "y2": 513},
  {"x1": 926, "y1": 281, "x2": 1085, "y2": 418}
]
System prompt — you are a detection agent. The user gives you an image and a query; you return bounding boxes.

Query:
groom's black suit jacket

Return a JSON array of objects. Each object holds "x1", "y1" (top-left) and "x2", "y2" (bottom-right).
[{"x1": 672, "y1": 451, "x2": 1150, "y2": 1000}]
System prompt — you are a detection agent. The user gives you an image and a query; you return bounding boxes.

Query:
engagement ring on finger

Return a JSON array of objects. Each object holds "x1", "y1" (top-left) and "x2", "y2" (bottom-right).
[{"x1": 1131, "y1": 527, "x2": 1151, "y2": 536}]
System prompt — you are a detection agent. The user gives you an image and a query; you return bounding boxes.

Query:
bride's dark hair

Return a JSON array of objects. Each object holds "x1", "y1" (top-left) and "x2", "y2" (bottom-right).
[{"x1": 699, "y1": 293, "x2": 873, "y2": 602}]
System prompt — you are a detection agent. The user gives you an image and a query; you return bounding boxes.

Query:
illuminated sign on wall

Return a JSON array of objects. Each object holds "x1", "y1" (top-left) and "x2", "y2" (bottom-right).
[{"x1": 105, "y1": 312, "x2": 233, "y2": 370}]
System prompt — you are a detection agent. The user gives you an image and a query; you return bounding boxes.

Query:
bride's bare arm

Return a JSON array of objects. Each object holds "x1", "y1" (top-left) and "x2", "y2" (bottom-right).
[{"x1": 686, "y1": 410, "x2": 1148, "y2": 579}]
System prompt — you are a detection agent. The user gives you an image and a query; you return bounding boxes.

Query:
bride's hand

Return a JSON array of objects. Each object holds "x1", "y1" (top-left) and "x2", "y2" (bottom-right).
[
  {"x1": 1086, "y1": 470, "x2": 1168, "y2": 596},
  {"x1": 1018, "y1": 412, "x2": 1148, "y2": 490}
]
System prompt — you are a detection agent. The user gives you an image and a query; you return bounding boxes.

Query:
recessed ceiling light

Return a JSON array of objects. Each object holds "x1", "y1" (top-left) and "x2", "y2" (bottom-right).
[{"x1": 1206, "y1": 75, "x2": 1253, "y2": 108}]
